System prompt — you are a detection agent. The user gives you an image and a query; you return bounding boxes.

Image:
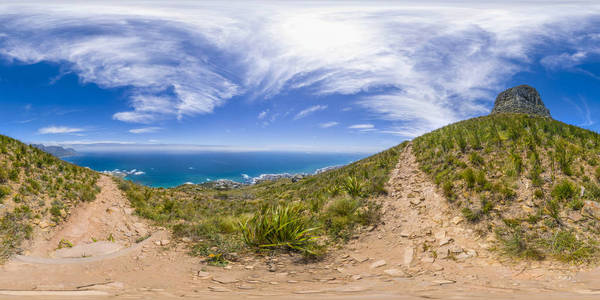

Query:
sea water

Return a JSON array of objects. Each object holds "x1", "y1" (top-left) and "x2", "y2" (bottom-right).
[{"x1": 64, "y1": 151, "x2": 367, "y2": 188}]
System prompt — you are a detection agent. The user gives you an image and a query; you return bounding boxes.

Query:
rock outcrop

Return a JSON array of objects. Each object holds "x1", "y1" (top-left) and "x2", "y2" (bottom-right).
[{"x1": 491, "y1": 85, "x2": 551, "y2": 117}]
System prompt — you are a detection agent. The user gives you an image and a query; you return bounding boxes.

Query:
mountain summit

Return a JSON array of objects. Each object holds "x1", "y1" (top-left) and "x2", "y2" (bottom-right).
[{"x1": 491, "y1": 85, "x2": 551, "y2": 117}]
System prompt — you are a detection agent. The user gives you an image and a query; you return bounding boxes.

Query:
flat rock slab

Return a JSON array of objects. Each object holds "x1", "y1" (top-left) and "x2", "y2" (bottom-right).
[
  {"x1": 212, "y1": 276, "x2": 239, "y2": 284},
  {"x1": 54, "y1": 242, "x2": 123, "y2": 258},
  {"x1": 208, "y1": 286, "x2": 232, "y2": 292},
  {"x1": 370, "y1": 260, "x2": 386, "y2": 269}
]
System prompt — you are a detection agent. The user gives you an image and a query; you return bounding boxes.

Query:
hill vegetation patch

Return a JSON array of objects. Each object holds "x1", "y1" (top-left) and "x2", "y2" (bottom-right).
[
  {"x1": 413, "y1": 114, "x2": 600, "y2": 263},
  {"x1": 0, "y1": 135, "x2": 100, "y2": 262},
  {"x1": 116, "y1": 142, "x2": 407, "y2": 261}
]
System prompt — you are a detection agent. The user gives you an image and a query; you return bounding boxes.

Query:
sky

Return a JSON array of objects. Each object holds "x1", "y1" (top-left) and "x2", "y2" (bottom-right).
[{"x1": 0, "y1": 1, "x2": 599, "y2": 153}]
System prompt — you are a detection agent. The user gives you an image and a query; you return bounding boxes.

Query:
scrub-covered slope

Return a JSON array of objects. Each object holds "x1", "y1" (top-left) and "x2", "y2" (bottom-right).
[
  {"x1": 413, "y1": 113, "x2": 600, "y2": 263},
  {"x1": 116, "y1": 142, "x2": 407, "y2": 259},
  {"x1": 0, "y1": 135, "x2": 100, "y2": 261}
]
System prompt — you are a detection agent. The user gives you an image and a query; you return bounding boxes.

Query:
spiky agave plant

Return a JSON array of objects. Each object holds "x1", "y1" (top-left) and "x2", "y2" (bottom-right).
[
  {"x1": 240, "y1": 203, "x2": 320, "y2": 255},
  {"x1": 341, "y1": 176, "x2": 364, "y2": 198}
]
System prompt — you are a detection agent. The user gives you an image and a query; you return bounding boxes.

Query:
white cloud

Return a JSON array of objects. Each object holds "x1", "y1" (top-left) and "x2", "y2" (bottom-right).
[
  {"x1": 0, "y1": 1, "x2": 599, "y2": 134},
  {"x1": 348, "y1": 124, "x2": 374, "y2": 129},
  {"x1": 319, "y1": 121, "x2": 339, "y2": 128},
  {"x1": 294, "y1": 105, "x2": 327, "y2": 120},
  {"x1": 38, "y1": 126, "x2": 84, "y2": 134},
  {"x1": 257, "y1": 110, "x2": 268, "y2": 119},
  {"x1": 129, "y1": 127, "x2": 162, "y2": 134}
]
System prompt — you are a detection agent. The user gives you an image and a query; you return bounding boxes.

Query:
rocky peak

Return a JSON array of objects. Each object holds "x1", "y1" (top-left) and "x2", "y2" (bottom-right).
[{"x1": 491, "y1": 85, "x2": 551, "y2": 117}]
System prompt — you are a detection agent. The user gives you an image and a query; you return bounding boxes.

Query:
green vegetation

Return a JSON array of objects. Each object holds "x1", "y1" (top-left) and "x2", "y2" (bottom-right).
[
  {"x1": 0, "y1": 134, "x2": 100, "y2": 262},
  {"x1": 240, "y1": 204, "x2": 320, "y2": 255},
  {"x1": 117, "y1": 142, "x2": 407, "y2": 260},
  {"x1": 413, "y1": 113, "x2": 600, "y2": 263}
]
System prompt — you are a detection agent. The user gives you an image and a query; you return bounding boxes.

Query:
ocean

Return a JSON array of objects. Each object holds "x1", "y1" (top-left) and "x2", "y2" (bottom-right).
[{"x1": 64, "y1": 151, "x2": 368, "y2": 188}]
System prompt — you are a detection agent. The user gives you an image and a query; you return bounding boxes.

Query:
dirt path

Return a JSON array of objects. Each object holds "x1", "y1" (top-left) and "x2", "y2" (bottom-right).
[
  {"x1": 24, "y1": 175, "x2": 151, "y2": 258},
  {"x1": 3, "y1": 152, "x2": 600, "y2": 299}
]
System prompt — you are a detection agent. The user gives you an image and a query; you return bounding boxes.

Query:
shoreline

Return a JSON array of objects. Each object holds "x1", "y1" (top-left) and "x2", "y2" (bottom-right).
[{"x1": 101, "y1": 164, "x2": 346, "y2": 189}]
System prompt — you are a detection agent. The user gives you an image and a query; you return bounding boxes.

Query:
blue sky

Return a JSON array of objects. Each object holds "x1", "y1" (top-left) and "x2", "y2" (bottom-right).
[{"x1": 0, "y1": 1, "x2": 599, "y2": 153}]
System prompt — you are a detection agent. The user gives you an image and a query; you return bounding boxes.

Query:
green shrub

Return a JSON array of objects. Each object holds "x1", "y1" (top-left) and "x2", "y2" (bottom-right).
[
  {"x1": 496, "y1": 223, "x2": 544, "y2": 260},
  {"x1": 462, "y1": 207, "x2": 480, "y2": 222},
  {"x1": 469, "y1": 152, "x2": 484, "y2": 166},
  {"x1": 568, "y1": 199, "x2": 584, "y2": 210},
  {"x1": 544, "y1": 231, "x2": 595, "y2": 263},
  {"x1": 555, "y1": 141, "x2": 573, "y2": 176},
  {"x1": 442, "y1": 181, "x2": 455, "y2": 200},
  {"x1": 462, "y1": 168, "x2": 476, "y2": 189},
  {"x1": 552, "y1": 180, "x2": 577, "y2": 201},
  {"x1": 584, "y1": 183, "x2": 600, "y2": 200},
  {"x1": 327, "y1": 197, "x2": 359, "y2": 218},
  {"x1": 240, "y1": 204, "x2": 319, "y2": 256},
  {"x1": 546, "y1": 199, "x2": 561, "y2": 222},
  {"x1": 0, "y1": 185, "x2": 10, "y2": 199},
  {"x1": 0, "y1": 169, "x2": 7, "y2": 184},
  {"x1": 340, "y1": 176, "x2": 364, "y2": 198},
  {"x1": 534, "y1": 189, "x2": 544, "y2": 199},
  {"x1": 511, "y1": 153, "x2": 523, "y2": 176},
  {"x1": 8, "y1": 169, "x2": 18, "y2": 181}
]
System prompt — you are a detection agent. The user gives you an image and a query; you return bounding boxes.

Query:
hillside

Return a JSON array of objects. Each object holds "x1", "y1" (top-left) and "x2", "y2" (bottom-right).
[
  {"x1": 115, "y1": 142, "x2": 407, "y2": 259},
  {"x1": 0, "y1": 135, "x2": 100, "y2": 262},
  {"x1": 413, "y1": 113, "x2": 600, "y2": 263},
  {"x1": 112, "y1": 111, "x2": 600, "y2": 265}
]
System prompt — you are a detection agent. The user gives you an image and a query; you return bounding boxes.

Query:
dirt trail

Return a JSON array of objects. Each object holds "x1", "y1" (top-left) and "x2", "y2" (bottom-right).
[
  {"x1": 24, "y1": 175, "x2": 151, "y2": 258},
  {"x1": 3, "y1": 150, "x2": 600, "y2": 299}
]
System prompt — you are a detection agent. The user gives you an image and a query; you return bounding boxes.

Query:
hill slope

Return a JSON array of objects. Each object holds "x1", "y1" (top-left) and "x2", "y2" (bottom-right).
[
  {"x1": 114, "y1": 113, "x2": 600, "y2": 265},
  {"x1": 0, "y1": 135, "x2": 100, "y2": 261},
  {"x1": 116, "y1": 142, "x2": 407, "y2": 258},
  {"x1": 413, "y1": 113, "x2": 600, "y2": 263}
]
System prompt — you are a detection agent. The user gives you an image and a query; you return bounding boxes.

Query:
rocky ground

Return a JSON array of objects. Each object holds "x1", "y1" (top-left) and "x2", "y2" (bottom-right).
[{"x1": 3, "y1": 147, "x2": 600, "y2": 299}]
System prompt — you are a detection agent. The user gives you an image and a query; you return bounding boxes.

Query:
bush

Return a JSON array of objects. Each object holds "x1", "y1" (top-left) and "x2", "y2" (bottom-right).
[
  {"x1": 340, "y1": 176, "x2": 364, "y2": 198},
  {"x1": 469, "y1": 152, "x2": 484, "y2": 166},
  {"x1": 534, "y1": 189, "x2": 544, "y2": 199},
  {"x1": 545, "y1": 231, "x2": 595, "y2": 263},
  {"x1": 462, "y1": 168, "x2": 476, "y2": 189},
  {"x1": 552, "y1": 180, "x2": 577, "y2": 201},
  {"x1": 0, "y1": 169, "x2": 7, "y2": 184},
  {"x1": 462, "y1": 207, "x2": 480, "y2": 222},
  {"x1": 0, "y1": 185, "x2": 10, "y2": 199},
  {"x1": 496, "y1": 223, "x2": 544, "y2": 260},
  {"x1": 442, "y1": 181, "x2": 455, "y2": 200},
  {"x1": 240, "y1": 204, "x2": 320, "y2": 256},
  {"x1": 568, "y1": 199, "x2": 584, "y2": 210}
]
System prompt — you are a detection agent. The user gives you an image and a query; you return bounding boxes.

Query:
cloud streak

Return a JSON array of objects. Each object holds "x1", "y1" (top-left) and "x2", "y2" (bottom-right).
[
  {"x1": 294, "y1": 105, "x2": 327, "y2": 120},
  {"x1": 319, "y1": 121, "x2": 338, "y2": 128},
  {"x1": 129, "y1": 127, "x2": 163, "y2": 134},
  {"x1": 38, "y1": 126, "x2": 84, "y2": 134},
  {"x1": 349, "y1": 124, "x2": 374, "y2": 129}
]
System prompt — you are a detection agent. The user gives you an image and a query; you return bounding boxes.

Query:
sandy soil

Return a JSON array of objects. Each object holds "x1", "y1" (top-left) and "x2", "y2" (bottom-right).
[{"x1": 3, "y1": 148, "x2": 600, "y2": 299}]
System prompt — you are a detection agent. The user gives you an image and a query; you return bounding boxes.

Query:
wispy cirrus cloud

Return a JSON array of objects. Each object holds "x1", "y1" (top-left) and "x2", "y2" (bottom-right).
[
  {"x1": 257, "y1": 110, "x2": 268, "y2": 120},
  {"x1": 38, "y1": 126, "x2": 84, "y2": 134},
  {"x1": 129, "y1": 127, "x2": 163, "y2": 134},
  {"x1": 0, "y1": 1, "x2": 599, "y2": 136},
  {"x1": 348, "y1": 124, "x2": 374, "y2": 130},
  {"x1": 319, "y1": 121, "x2": 338, "y2": 128},
  {"x1": 294, "y1": 105, "x2": 327, "y2": 120}
]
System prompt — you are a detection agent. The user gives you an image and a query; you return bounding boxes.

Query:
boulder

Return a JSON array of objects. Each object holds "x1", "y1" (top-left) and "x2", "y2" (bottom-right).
[
  {"x1": 583, "y1": 200, "x2": 600, "y2": 219},
  {"x1": 491, "y1": 85, "x2": 551, "y2": 117}
]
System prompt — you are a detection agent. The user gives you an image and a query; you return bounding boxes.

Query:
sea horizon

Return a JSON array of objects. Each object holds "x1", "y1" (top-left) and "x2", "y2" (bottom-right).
[{"x1": 64, "y1": 150, "x2": 368, "y2": 188}]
